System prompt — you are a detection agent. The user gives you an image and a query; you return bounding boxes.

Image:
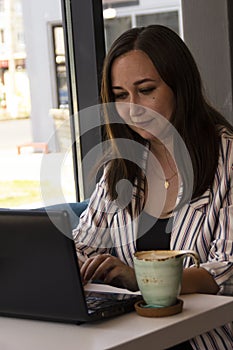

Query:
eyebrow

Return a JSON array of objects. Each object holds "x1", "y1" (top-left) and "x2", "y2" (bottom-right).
[{"x1": 112, "y1": 78, "x2": 158, "y2": 90}]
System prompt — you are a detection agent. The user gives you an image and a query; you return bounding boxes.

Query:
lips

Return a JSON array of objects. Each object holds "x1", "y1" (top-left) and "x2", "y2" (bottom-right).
[{"x1": 130, "y1": 119, "x2": 154, "y2": 129}]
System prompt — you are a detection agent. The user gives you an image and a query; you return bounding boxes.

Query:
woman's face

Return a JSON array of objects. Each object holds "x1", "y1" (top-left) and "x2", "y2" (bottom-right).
[{"x1": 111, "y1": 50, "x2": 175, "y2": 142}]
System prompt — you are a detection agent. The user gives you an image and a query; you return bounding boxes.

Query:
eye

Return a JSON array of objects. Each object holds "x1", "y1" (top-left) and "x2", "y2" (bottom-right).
[
  {"x1": 113, "y1": 92, "x2": 128, "y2": 100},
  {"x1": 139, "y1": 87, "x2": 156, "y2": 95}
]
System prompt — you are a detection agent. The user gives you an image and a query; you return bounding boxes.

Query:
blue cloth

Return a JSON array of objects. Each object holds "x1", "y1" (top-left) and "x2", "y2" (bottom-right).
[{"x1": 39, "y1": 200, "x2": 89, "y2": 230}]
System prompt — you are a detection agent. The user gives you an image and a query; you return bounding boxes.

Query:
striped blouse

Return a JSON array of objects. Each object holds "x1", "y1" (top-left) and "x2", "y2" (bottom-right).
[{"x1": 73, "y1": 130, "x2": 233, "y2": 350}]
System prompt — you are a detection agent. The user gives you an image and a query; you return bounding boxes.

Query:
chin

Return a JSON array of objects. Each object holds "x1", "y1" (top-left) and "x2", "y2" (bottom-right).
[{"x1": 137, "y1": 130, "x2": 156, "y2": 141}]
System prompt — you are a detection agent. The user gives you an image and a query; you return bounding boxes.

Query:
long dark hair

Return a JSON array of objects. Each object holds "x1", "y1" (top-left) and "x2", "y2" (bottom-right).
[{"x1": 101, "y1": 25, "x2": 233, "y2": 214}]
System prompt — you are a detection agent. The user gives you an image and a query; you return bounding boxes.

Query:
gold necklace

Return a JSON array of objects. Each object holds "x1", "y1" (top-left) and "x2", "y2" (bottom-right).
[
  {"x1": 164, "y1": 173, "x2": 177, "y2": 189},
  {"x1": 164, "y1": 147, "x2": 178, "y2": 189}
]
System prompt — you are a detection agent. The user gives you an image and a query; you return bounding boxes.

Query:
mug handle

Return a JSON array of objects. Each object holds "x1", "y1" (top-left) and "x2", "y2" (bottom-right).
[{"x1": 175, "y1": 250, "x2": 200, "y2": 268}]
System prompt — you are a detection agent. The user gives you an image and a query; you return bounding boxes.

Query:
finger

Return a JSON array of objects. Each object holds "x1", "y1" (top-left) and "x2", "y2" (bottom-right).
[
  {"x1": 103, "y1": 264, "x2": 128, "y2": 284},
  {"x1": 103, "y1": 266, "x2": 121, "y2": 286},
  {"x1": 88, "y1": 256, "x2": 116, "y2": 282},
  {"x1": 82, "y1": 254, "x2": 113, "y2": 282},
  {"x1": 104, "y1": 265, "x2": 138, "y2": 291},
  {"x1": 80, "y1": 257, "x2": 96, "y2": 281}
]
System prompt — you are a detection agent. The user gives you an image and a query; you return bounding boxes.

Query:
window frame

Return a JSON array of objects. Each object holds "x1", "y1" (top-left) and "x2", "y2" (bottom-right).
[{"x1": 61, "y1": 0, "x2": 106, "y2": 201}]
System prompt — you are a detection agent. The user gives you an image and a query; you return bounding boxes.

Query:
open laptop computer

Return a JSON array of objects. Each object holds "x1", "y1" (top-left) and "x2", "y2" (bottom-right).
[{"x1": 0, "y1": 209, "x2": 141, "y2": 324}]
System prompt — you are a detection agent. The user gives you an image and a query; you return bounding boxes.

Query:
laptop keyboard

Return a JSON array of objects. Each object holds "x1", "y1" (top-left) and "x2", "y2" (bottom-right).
[{"x1": 85, "y1": 291, "x2": 138, "y2": 313}]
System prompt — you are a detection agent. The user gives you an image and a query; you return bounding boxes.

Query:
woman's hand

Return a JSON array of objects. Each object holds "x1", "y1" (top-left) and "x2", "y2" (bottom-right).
[
  {"x1": 181, "y1": 267, "x2": 219, "y2": 294},
  {"x1": 80, "y1": 254, "x2": 139, "y2": 292}
]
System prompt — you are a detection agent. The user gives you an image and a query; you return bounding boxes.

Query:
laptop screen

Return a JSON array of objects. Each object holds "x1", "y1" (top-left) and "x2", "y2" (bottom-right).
[{"x1": 0, "y1": 210, "x2": 89, "y2": 322}]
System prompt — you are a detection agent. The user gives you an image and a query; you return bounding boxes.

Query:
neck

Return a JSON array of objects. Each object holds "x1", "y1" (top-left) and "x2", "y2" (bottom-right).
[
  {"x1": 148, "y1": 139, "x2": 177, "y2": 182},
  {"x1": 150, "y1": 138, "x2": 174, "y2": 157}
]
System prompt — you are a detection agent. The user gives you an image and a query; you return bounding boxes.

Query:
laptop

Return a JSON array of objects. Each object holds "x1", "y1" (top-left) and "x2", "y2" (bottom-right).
[{"x1": 0, "y1": 209, "x2": 141, "y2": 324}]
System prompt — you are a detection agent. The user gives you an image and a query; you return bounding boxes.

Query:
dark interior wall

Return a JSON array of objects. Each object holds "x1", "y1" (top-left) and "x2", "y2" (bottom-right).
[{"x1": 181, "y1": 0, "x2": 233, "y2": 123}]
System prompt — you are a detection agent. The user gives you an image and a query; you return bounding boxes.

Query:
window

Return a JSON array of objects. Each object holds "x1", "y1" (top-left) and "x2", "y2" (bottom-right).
[
  {"x1": 52, "y1": 25, "x2": 68, "y2": 109},
  {"x1": 16, "y1": 30, "x2": 25, "y2": 46},
  {"x1": 136, "y1": 11, "x2": 179, "y2": 34},
  {"x1": 0, "y1": 0, "x2": 4, "y2": 13},
  {"x1": 0, "y1": 29, "x2": 4, "y2": 43},
  {"x1": 0, "y1": 0, "x2": 76, "y2": 209},
  {"x1": 103, "y1": 0, "x2": 181, "y2": 52},
  {"x1": 104, "y1": 16, "x2": 131, "y2": 51}
]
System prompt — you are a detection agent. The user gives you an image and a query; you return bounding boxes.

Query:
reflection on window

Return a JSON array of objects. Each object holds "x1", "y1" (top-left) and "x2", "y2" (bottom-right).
[
  {"x1": 104, "y1": 16, "x2": 131, "y2": 51},
  {"x1": 102, "y1": 0, "x2": 181, "y2": 51},
  {"x1": 136, "y1": 11, "x2": 179, "y2": 34},
  {"x1": 103, "y1": 0, "x2": 139, "y2": 6}
]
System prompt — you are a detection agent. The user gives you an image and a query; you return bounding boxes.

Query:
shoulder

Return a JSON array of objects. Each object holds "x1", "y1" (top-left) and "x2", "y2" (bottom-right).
[
  {"x1": 217, "y1": 127, "x2": 233, "y2": 176},
  {"x1": 218, "y1": 125, "x2": 233, "y2": 139},
  {"x1": 218, "y1": 126, "x2": 233, "y2": 154}
]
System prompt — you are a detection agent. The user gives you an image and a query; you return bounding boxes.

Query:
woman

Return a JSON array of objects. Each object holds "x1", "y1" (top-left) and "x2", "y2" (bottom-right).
[{"x1": 73, "y1": 25, "x2": 233, "y2": 349}]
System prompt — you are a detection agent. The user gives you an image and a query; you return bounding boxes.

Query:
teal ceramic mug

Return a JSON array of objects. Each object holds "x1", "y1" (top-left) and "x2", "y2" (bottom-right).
[{"x1": 133, "y1": 250, "x2": 200, "y2": 308}]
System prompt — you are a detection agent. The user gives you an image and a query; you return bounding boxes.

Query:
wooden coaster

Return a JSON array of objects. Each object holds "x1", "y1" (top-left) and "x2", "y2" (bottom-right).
[{"x1": 134, "y1": 298, "x2": 183, "y2": 317}]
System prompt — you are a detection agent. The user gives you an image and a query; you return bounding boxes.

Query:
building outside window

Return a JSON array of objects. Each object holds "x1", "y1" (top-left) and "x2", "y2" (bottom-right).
[{"x1": 0, "y1": 0, "x2": 76, "y2": 209}]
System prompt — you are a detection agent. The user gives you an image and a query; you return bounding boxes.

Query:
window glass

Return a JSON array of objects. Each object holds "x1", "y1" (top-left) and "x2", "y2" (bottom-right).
[
  {"x1": 136, "y1": 11, "x2": 179, "y2": 34},
  {"x1": 0, "y1": 0, "x2": 4, "y2": 12},
  {"x1": 0, "y1": 0, "x2": 75, "y2": 209},
  {"x1": 102, "y1": 0, "x2": 181, "y2": 52},
  {"x1": 104, "y1": 16, "x2": 131, "y2": 51}
]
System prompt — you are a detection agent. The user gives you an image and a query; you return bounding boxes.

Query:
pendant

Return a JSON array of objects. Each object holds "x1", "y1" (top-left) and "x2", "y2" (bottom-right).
[{"x1": 164, "y1": 180, "x2": 169, "y2": 189}]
